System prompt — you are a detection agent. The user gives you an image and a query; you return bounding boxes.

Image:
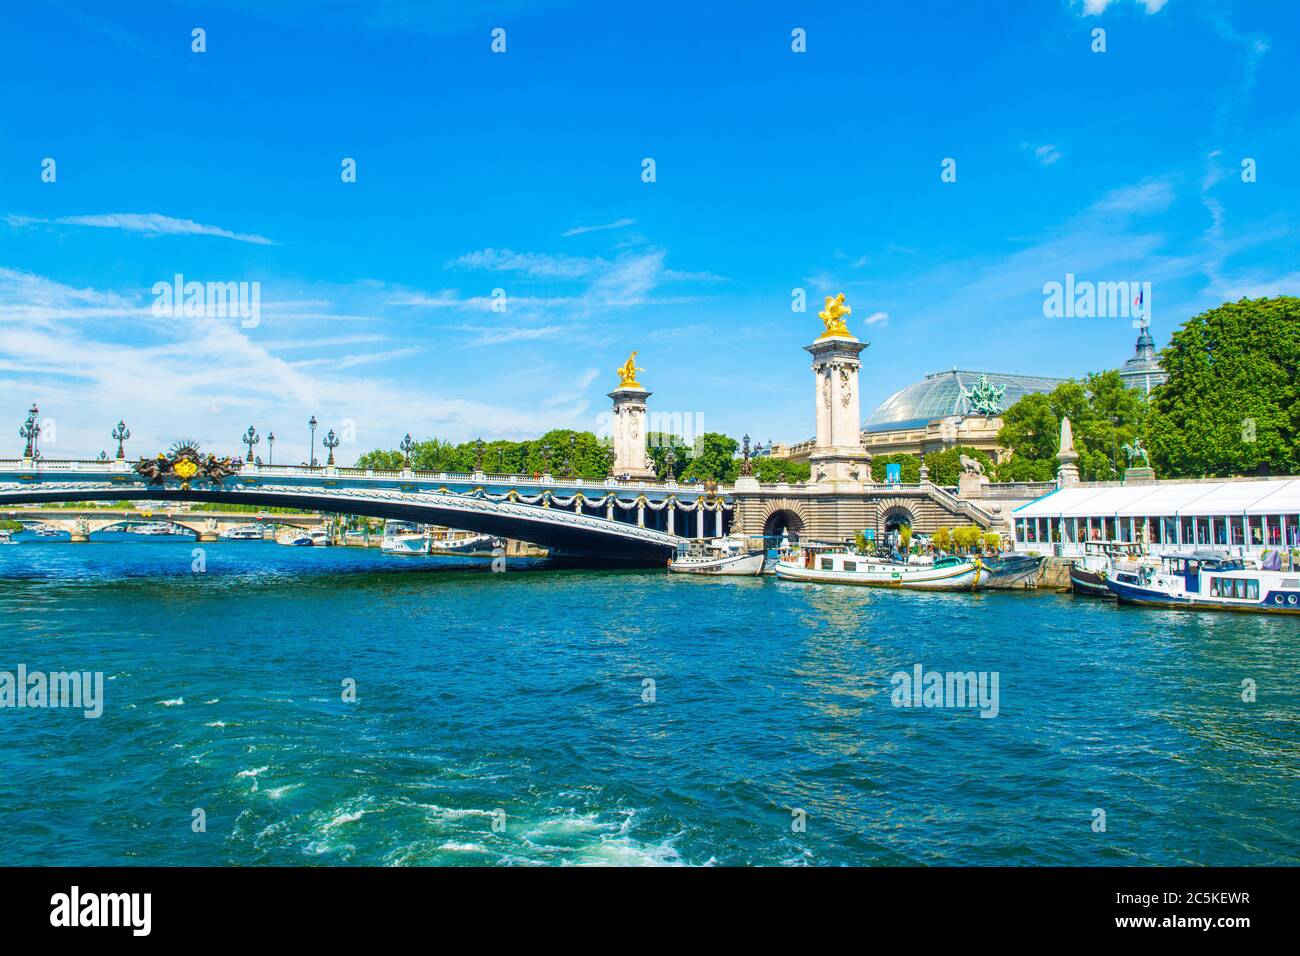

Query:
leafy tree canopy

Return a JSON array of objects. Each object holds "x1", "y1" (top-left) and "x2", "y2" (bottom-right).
[{"x1": 1147, "y1": 296, "x2": 1300, "y2": 477}]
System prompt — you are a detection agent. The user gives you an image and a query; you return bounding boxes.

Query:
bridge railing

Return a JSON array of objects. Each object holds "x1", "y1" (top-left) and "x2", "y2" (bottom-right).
[{"x1": 0, "y1": 458, "x2": 736, "y2": 496}]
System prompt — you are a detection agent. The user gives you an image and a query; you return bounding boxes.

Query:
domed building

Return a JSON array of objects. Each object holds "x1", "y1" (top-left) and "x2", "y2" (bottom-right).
[
  {"x1": 770, "y1": 325, "x2": 1165, "y2": 466},
  {"x1": 1118, "y1": 322, "x2": 1167, "y2": 394},
  {"x1": 864, "y1": 369, "x2": 1068, "y2": 434}
]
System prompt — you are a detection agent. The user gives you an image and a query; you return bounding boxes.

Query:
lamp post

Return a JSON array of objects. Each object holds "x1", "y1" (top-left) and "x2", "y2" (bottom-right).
[
  {"x1": 242, "y1": 425, "x2": 260, "y2": 463},
  {"x1": 541, "y1": 443, "x2": 552, "y2": 476},
  {"x1": 664, "y1": 444, "x2": 676, "y2": 481},
  {"x1": 740, "y1": 433, "x2": 753, "y2": 477},
  {"x1": 19, "y1": 405, "x2": 39, "y2": 459},
  {"x1": 324, "y1": 429, "x2": 339, "y2": 466},
  {"x1": 112, "y1": 420, "x2": 130, "y2": 460},
  {"x1": 473, "y1": 437, "x2": 485, "y2": 473},
  {"x1": 267, "y1": 432, "x2": 275, "y2": 465},
  {"x1": 308, "y1": 416, "x2": 318, "y2": 468},
  {"x1": 400, "y1": 433, "x2": 414, "y2": 468}
]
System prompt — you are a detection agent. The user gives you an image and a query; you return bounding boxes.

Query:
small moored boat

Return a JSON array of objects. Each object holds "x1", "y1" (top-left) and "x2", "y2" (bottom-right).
[
  {"x1": 669, "y1": 536, "x2": 771, "y2": 576},
  {"x1": 775, "y1": 547, "x2": 984, "y2": 590}
]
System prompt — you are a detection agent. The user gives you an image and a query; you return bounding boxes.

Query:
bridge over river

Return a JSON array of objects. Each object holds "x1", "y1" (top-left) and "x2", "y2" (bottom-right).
[{"x1": 0, "y1": 458, "x2": 732, "y2": 562}]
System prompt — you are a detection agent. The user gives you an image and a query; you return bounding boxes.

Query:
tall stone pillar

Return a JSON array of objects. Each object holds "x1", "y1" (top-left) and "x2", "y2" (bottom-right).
[
  {"x1": 608, "y1": 352, "x2": 656, "y2": 480},
  {"x1": 805, "y1": 294, "x2": 871, "y2": 486},
  {"x1": 1056, "y1": 416, "x2": 1080, "y2": 488}
]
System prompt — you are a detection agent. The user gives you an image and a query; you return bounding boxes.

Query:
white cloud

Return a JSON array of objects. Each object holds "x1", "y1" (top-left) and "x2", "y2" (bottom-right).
[
  {"x1": 562, "y1": 218, "x2": 636, "y2": 238},
  {"x1": 446, "y1": 248, "x2": 604, "y2": 279},
  {"x1": 1034, "y1": 144, "x2": 1063, "y2": 166},
  {"x1": 6, "y1": 212, "x2": 275, "y2": 245},
  {"x1": 1081, "y1": 0, "x2": 1167, "y2": 14},
  {"x1": 1087, "y1": 180, "x2": 1175, "y2": 216},
  {"x1": 863, "y1": 311, "x2": 889, "y2": 326}
]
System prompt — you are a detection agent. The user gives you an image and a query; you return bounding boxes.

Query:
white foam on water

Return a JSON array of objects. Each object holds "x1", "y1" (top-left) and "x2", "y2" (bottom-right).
[
  {"x1": 264, "y1": 783, "x2": 303, "y2": 799},
  {"x1": 323, "y1": 809, "x2": 367, "y2": 830},
  {"x1": 205, "y1": 720, "x2": 229, "y2": 728},
  {"x1": 438, "y1": 841, "x2": 490, "y2": 853},
  {"x1": 157, "y1": 698, "x2": 184, "y2": 706},
  {"x1": 236, "y1": 766, "x2": 269, "y2": 778}
]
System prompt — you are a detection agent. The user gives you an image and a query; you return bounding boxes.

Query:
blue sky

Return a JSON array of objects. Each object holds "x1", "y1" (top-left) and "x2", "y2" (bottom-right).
[{"x1": 1, "y1": 0, "x2": 1296, "y2": 463}]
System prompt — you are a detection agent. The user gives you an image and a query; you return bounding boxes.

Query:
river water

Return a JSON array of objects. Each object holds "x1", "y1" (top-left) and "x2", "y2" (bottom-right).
[{"x1": 0, "y1": 533, "x2": 1296, "y2": 866}]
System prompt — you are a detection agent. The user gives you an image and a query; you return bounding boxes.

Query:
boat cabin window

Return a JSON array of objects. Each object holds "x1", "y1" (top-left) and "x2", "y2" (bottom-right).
[
  {"x1": 1209, "y1": 577, "x2": 1258, "y2": 600},
  {"x1": 819, "y1": 558, "x2": 834, "y2": 571},
  {"x1": 842, "y1": 561, "x2": 856, "y2": 572}
]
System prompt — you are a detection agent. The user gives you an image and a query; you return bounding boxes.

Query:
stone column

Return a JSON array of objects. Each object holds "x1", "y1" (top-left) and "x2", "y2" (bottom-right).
[
  {"x1": 805, "y1": 327, "x2": 871, "y2": 487},
  {"x1": 696, "y1": 507, "x2": 704, "y2": 539},
  {"x1": 607, "y1": 385, "x2": 656, "y2": 481},
  {"x1": 1056, "y1": 416, "x2": 1080, "y2": 488},
  {"x1": 667, "y1": 501, "x2": 675, "y2": 535}
]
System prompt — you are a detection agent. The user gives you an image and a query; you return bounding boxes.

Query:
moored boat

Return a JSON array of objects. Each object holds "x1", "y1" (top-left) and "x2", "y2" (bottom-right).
[
  {"x1": 669, "y1": 536, "x2": 770, "y2": 576},
  {"x1": 381, "y1": 520, "x2": 429, "y2": 555},
  {"x1": 427, "y1": 530, "x2": 500, "y2": 557},
  {"x1": 1106, "y1": 549, "x2": 1300, "y2": 614},
  {"x1": 979, "y1": 553, "x2": 1044, "y2": 589},
  {"x1": 0, "y1": 530, "x2": 16, "y2": 545},
  {"x1": 775, "y1": 548, "x2": 983, "y2": 590},
  {"x1": 1069, "y1": 542, "x2": 1145, "y2": 598},
  {"x1": 219, "y1": 524, "x2": 264, "y2": 540}
]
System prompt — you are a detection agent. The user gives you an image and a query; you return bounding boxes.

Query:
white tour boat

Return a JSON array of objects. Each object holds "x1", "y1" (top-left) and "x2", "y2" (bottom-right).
[
  {"x1": 220, "y1": 524, "x2": 265, "y2": 540},
  {"x1": 381, "y1": 520, "x2": 429, "y2": 555},
  {"x1": 0, "y1": 530, "x2": 16, "y2": 545},
  {"x1": 1106, "y1": 549, "x2": 1300, "y2": 614},
  {"x1": 276, "y1": 530, "x2": 314, "y2": 547},
  {"x1": 669, "y1": 536, "x2": 771, "y2": 576},
  {"x1": 775, "y1": 548, "x2": 984, "y2": 590}
]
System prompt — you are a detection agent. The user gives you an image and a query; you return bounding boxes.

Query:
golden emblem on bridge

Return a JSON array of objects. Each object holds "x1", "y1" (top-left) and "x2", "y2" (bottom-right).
[
  {"x1": 616, "y1": 351, "x2": 644, "y2": 388},
  {"x1": 172, "y1": 458, "x2": 199, "y2": 481},
  {"x1": 817, "y1": 293, "x2": 853, "y2": 340}
]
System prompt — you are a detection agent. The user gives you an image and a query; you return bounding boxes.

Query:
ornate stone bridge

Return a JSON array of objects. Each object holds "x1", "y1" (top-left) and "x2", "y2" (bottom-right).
[
  {"x1": 2, "y1": 507, "x2": 324, "y2": 541},
  {"x1": 0, "y1": 459, "x2": 735, "y2": 561}
]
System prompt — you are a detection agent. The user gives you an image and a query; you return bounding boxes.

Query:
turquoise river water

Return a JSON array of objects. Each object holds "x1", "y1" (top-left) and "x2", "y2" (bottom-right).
[{"x1": 0, "y1": 533, "x2": 1296, "y2": 866}]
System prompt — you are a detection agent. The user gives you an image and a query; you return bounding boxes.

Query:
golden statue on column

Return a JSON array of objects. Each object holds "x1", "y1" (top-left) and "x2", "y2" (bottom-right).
[
  {"x1": 817, "y1": 293, "x2": 853, "y2": 340},
  {"x1": 616, "y1": 351, "x2": 644, "y2": 388}
]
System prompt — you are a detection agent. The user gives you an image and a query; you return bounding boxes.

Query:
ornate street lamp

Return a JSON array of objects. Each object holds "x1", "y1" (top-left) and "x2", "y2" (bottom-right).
[
  {"x1": 541, "y1": 443, "x2": 552, "y2": 475},
  {"x1": 473, "y1": 437, "x2": 485, "y2": 473},
  {"x1": 267, "y1": 432, "x2": 275, "y2": 465},
  {"x1": 497, "y1": 447, "x2": 506, "y2": 474},
  {"x1": 308, "y1": 416, "x2": 318, "y2": 468},
  {"x1": 323, "y1": 429, "x2": 339, "y2": 465},
  {"x1": 664, "y1": 444, "x2": 676, "y2": 480},
  {"x1": 112, "y1": 420, "x2": 130, "y2": 460},
  {"x1": 740, "y1": 433, "x2": 753, "y2": 477},
  {"x1": 19, "y1": 404, "x2": 39, "y2": 459},
  {"x1": 242, "y1": 425, "x2": 260, "y2": 463},
  {"x1": 400, "y1": 433, "x2": 414, "y2": 468}
]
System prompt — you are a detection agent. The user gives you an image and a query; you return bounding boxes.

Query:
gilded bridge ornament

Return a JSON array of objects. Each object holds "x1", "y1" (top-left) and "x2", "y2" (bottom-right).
[
  {"x1": 135, "y1": 443, "x2": 241, "y2": 490},
  {"x1": 817, "y1": 293, "x2": 852, "y2": 339},
  {"x1": 616, "y1": 351, "x2": 644, "y2": 388}
]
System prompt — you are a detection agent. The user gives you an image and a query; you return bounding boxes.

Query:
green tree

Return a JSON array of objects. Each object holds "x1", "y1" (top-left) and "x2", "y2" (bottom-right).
[
  {"x1": 1147, "y1": 296, "x2": 1300, "y2": 477},
  {"x1": 923, "y1": 446, "x2": 994, "y2": 486},
  {"x1": 679, "y1": 432, "x2": 739, "y2": 483},
  {"x1": 752, "y1": 456, "x2": 811, "y2": 483},
  {"x1": 646, "y1": 432, "x2": 690, "y2": 480},
  {"x1": 994, "y1": 371, "x2": 1147, "y2": 482}
]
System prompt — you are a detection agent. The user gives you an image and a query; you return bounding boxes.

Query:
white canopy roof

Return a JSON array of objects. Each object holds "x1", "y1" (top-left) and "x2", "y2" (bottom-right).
[{"x1": 1014, "y1": 479, "x2": 1300, "y2": 519}]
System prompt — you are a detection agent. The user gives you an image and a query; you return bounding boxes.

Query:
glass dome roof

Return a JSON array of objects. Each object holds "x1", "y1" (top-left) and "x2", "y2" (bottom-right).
[{"x1": 864, "y1": 369, "x2": 1068, "y2": 433}]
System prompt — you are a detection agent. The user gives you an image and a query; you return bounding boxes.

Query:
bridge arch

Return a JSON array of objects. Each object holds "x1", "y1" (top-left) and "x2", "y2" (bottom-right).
[
  {"x1": 760, "y1": 503, "x2": 806, "y2": 544},
  {"x1": 880, "y1": 504, "x2": 916, "y2": 536}
]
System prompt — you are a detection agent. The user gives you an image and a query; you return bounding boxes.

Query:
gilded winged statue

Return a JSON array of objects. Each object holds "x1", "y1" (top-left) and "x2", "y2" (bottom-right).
[
  {"x1": 818, "y1": 293, "x2": 852, "y2": 338},
  {"x1": 616, "y1": 351, "x2": 644, "y2": 388}
]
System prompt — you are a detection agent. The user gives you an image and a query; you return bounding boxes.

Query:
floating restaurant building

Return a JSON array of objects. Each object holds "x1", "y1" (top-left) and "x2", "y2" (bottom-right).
[{"x1": 1012, "y1": 479, "x2": 1300, "y2": 557}]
